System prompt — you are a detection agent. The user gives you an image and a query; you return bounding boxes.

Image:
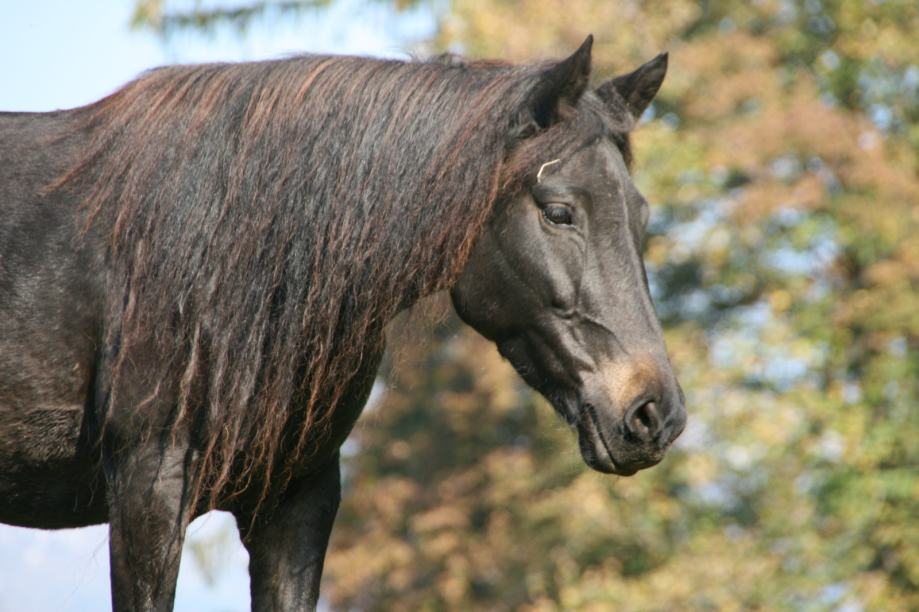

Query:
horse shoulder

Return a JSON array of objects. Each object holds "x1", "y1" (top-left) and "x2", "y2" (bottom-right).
[{"x1": 0, "y1": 110, "x2": 107, "y2": 528}]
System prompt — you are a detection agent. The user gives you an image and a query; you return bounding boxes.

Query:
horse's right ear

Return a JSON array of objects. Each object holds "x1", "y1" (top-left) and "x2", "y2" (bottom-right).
[
  {"x1": 521, "y1": 35, "x2": 593, "y2": 130},
  {"x1": 596, "y1": 52, "x2": 668, "y2": 126}
]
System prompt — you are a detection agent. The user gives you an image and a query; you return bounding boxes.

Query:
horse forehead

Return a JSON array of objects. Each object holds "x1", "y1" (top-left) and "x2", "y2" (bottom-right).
[
  {"x1": 560, "y1": 137, "x2": 631, "y2": 199},
  {"x1": 564, "y1": 136, "x2": 627, "y2": 179}
]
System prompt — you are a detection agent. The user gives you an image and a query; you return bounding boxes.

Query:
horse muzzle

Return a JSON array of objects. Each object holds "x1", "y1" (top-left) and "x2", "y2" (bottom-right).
[{"x1": 575, "y1": 378, "x2": 686, "y2": 476}]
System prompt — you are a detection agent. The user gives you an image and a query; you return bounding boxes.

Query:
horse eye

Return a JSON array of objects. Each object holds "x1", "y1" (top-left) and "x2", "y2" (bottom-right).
[{"x1": 543, "y1": 204, "x2": 574, "y2": 226}]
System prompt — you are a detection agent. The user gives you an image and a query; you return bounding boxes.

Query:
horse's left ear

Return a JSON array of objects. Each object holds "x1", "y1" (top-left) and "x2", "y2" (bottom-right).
[
  {"x1": 524, "y1": 35, "x2": 593, "y2": 129},
  {"x1": 597, "y1": 52, "x2": 668, "y2": 126}
]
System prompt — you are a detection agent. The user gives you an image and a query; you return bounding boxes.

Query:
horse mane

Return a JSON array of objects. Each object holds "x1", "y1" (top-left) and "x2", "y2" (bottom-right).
[{"x1": 50, "y1": 52, "x2": 610, "y2": 511}]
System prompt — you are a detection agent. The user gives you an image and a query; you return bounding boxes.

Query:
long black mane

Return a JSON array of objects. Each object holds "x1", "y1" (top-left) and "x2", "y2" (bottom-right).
[{"x1": 49, "y1": 52, "x2": 613, "y2": 508}]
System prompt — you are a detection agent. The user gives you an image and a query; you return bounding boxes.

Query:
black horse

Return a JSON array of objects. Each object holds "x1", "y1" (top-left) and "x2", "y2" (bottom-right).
[{"x1": 0, "y1": 36, "x2": 684, "y2": 610}]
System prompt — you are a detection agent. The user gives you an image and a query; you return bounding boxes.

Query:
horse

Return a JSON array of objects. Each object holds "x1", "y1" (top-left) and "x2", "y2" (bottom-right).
[{"x1": 0, "y1": 35, "x2": 685, "y2": 610}]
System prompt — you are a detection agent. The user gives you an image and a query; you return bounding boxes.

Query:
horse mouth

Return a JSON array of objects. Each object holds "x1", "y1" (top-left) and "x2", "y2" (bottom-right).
[
  {"x1": 576, "y1": 403, "x2": 663, "y2": 476},
  {"x1": 548, "y1": 393, "x2": 663, "y2": 476}
]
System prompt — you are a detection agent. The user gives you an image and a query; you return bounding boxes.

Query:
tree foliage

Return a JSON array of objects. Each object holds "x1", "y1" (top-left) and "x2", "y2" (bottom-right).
[
  {"x1": 137, "y1": 1, "x2": 919, "y2": 609},
  {"x1": 131, "y1": 0, "x2": 423, "y2": 37}
]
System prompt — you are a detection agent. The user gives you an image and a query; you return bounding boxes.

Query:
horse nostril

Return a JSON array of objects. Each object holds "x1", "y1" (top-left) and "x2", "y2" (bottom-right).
[{"x1": 625, "y1": 399, "x2": 661, "y2": 443}]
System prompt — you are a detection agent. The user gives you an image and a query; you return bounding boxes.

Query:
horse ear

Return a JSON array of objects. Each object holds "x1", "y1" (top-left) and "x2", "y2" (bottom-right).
[
  {"x1": 597, "y1": 52, "x2": 668, "y2": 126},
  {"x1": 524, "y1": 35, "x2": 593, "y2": 129}
]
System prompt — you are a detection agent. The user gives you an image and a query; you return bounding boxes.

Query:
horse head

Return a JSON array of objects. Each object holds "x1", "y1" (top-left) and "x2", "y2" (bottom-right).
[{"x1": 452, "y1": 37, "x2": 686, "y2": 475}]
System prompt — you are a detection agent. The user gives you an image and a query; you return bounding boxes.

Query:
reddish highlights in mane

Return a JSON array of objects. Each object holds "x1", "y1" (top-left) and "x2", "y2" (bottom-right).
[{"x1": 50, "y1": 52, "x2": 601, "y2": 512}]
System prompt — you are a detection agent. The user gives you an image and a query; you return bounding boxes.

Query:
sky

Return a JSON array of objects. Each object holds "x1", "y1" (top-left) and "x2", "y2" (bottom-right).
[
  {"x1": 0, "y1": 1, "x2": 434, "y2": 610},
  {"x1": 1, "y1": 0, "x2": 434, "y2": 111}
]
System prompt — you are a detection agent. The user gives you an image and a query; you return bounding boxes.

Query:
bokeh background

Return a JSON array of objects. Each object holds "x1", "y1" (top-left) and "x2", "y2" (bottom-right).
[{"x1": 1, "y1": 1, "x2": 917, "y2": 610}]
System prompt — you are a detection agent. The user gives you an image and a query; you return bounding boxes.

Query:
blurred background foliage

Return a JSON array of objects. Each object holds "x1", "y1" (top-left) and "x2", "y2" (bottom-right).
[{"x1": 137, "y1": 1, "x2": 919, "y2": 609}]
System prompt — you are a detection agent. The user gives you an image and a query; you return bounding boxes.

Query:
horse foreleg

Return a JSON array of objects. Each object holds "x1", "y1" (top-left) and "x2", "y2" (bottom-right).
[
  {"x1": 106, "y1": 442, "x2": 193, "y2": 612},
  {"x1": 237, "y1": 455, "x2": 341, "y2": 612}
]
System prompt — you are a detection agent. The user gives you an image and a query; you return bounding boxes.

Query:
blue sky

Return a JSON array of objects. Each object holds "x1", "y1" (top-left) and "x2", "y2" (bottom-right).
[
  {"x1": 0, "y1": 2, "x2": 434, "y2": 610},
  {"x1": 0, "y1": 0, "x2": 434, "y2": 111}
]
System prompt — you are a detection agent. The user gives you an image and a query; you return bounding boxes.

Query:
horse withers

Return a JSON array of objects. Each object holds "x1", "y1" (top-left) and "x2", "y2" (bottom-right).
[{"x1": 0, "y1": 36, "x2": 684, "y2": 610}]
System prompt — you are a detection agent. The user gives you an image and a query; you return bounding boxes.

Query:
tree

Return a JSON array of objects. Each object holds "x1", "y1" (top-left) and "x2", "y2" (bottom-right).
[{"x1": 136, "y1": 1, "x2": 919, "y2": 608}]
